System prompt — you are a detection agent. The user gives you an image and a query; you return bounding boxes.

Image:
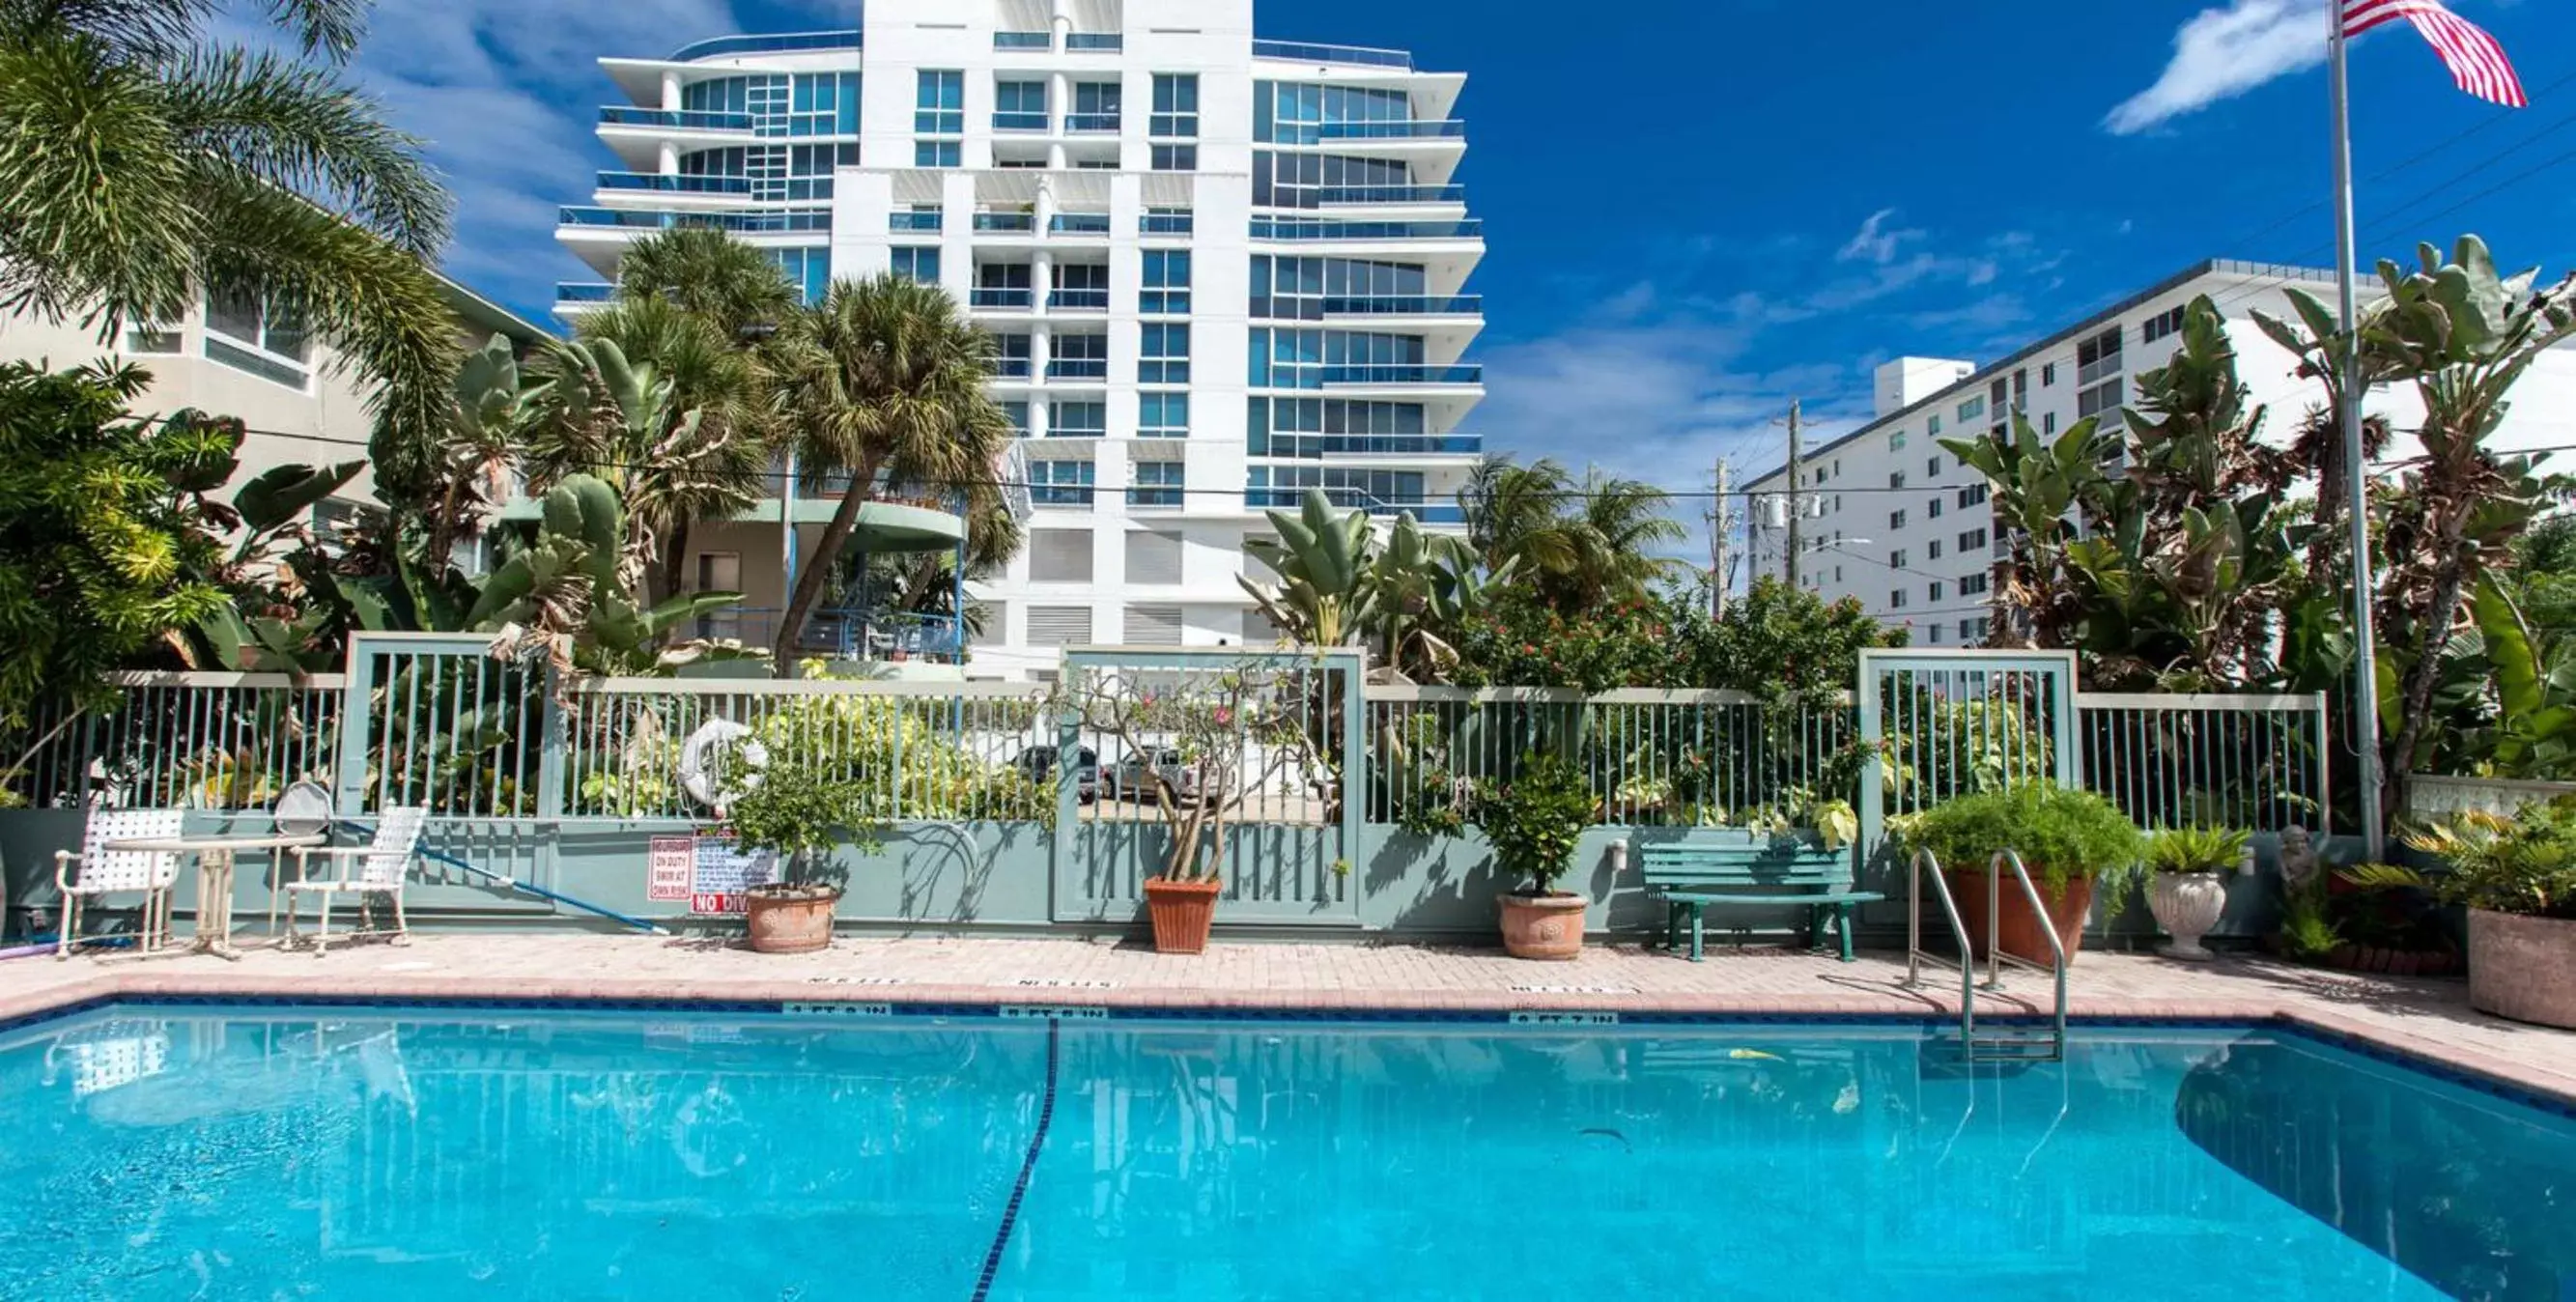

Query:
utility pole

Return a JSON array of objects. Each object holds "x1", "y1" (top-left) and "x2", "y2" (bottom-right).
[
  {"x1": 1709, "y1": 458, "x2": 1732, "y2": 619},
  {"x1": 1783, "y1": 399, "x2": 1803, "y2": 588}
]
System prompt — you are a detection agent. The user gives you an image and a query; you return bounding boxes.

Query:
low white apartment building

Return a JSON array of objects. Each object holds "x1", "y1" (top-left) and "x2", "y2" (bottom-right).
[
  {"x1": 558, "y1": 1, "x2": 1486, "y2": 678},
  {"x1": 1743, "y1": 258, "x2": 2576, "y2": 644}
]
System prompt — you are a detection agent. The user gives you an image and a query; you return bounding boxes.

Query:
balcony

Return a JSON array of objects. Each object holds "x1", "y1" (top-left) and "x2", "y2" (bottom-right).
[
  {"x1": 559, "y1": 206, "x2": 831, "y2": 233},
  {"x1": 1248, "y1": 218, "x2": 1483, "y2": 241},
  {"x1": 1318, "y1": 120, "x2": 1465, "y2": 140},
  {"x1": 597, "y1": 171, "x2": 753, "y2": 195},
  {"x1": 698, "y1": 606, "x2": 962, "y2": 662},
  {"x1": 597, "y1": 106, "x2": 753, "y2": 131},
  {"x1": 1048, "y1": 289, "x2": 1110, "y2": 310},
  {"x1": 1318, "y1": 296, "x2": 1483, "y2": 317},
  {"x1": 993, "y1": 111, "x2": 1049, "y2": 132},
  {"x1": 994, "y1": 356, "x2": 1033, "y2": 379},
  {"x1": 1046, "y1": 357, "x2": 1109, "y2": 381},
  {"x1": 1064, "y1": 33, "x2": 1123, "y2": 51},
  {"x1": 1140, "y1": 212, "x2": 1195, "y2": 235},
  {"x1": 667, "y1": 30, "x2": 861, "y2": 61},
  {"x1": 1259, "y1": 434, "x2": 1484, "y2": 458},
  {"x1": 974, "y1": 212, "x2": 1037, "y2": 233},
  {"x1": 994, "y1": 30, "x2": 1051, "y2": 49},
  {"x1": 889, "y1": 211, "x2": 945, "y2": 232},
  {"x1": 972, "y1": 287, "x2": 1035, "y2": 309},
  {"x1": 1320, "y1": 364, "x2": 1483, "y2": 385},
  {"x1": 554, "y1": 282, "x2": 616, "y2": 304},
  {"x1": 1065, "y1": 112, "x2": 1120, "y2": 133},
  {"x1": 1251, "y1": 39, "x2": 1412, "y2": 69},
  {"x1": 1315, "y1": 184, "x2": 1466, "y2": 205},
  {"x1": 1048, "y1": 212, "x2": 1111, "y2": 236},
  {"x1": 1247, "y1": 490, "x2": 1462, "y2": 523}
]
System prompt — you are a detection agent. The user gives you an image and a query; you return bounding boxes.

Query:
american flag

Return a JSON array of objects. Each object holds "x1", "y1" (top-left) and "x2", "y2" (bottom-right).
[{"x1": 2342, "y1": 0, "x2": 2528, "y2": 108}]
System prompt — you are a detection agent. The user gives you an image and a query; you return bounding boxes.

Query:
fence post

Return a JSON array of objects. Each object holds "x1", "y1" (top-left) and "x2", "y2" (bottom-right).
[
  {"x1": 534, "y1": 664, "x2": 568, "y2": 892},
  {"x1": 2312, "y1": 691, "x2": 2333, "y2": 838},
  {"x1": 1339, "y1": 651, "x2": 1365, "y2": 894},
  {"x1": 332, "y1": 645, "x2": 378, "y2": 817}
]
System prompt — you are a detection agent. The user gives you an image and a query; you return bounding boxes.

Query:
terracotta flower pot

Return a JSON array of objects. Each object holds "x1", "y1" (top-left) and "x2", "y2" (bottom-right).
[
  {"x1": 2467, "y1": 909, "x2": 2576, "y2": 1029},
  {"x1": 1946, "y1": 868, "x2": 2092, "y2": 967},
  {"x1": 1499, "y1": 892, "x2": 1588, "y2": 961},
  {"x1": 1145, "y1": 876, "x2": 1222, "y2": 954},
  {"x1": 745, "y1": 884, "x2": 840, "y2": 954}
]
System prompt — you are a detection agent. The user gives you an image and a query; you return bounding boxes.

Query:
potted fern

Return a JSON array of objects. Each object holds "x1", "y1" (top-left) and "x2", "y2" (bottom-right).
[
  {"x1": 2403, "y1": 800, "x2": 2576, "y2": 1027},
  {"x1": 1475, "y1": 751, "x2": 1598, "y2": 960},
  {"x1": 2144, "y1": 827, "x2": 2248, "y2": 961},
  {"x1": 1906, "y1": 782, "x2": 2143, "y2": 966}
]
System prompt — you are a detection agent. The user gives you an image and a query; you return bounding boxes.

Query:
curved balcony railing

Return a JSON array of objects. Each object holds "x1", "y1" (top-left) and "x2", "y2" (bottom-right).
[
  {"x1": 666, "y1": 30, "x2": 861, "y2": 62},
  {"x1": 554, "y1": 282, "x2": 617, "y2": 304},
  {"x1": 1246, "y1": 489, "x2": 1463, "y2": 523},
  {"x1": 1248, "y1": 218, "x2": 1483, "y2": 241},
  {"x1": 697, "y1": 607, "x2": 963, "y2": 661},
  {"x1": 1257, "y1": 433, "x2": 1484, "y2": 458},
  {"x1": 1313, "y1": 184, "x2": 1467, "y2": 205},
  {"x1": 1251, "y1": 40, "x2": 1414, "y2": 70},
  {"x1": 1317, "y1": 295, "x2": 1483, "y2": 317},
  {"x1": 1317, "y1": 363, "x2": 1483, "y2": 385},
  {"x1": 597, "y1": 106, "x2": 754, "y2": 131},
  {"x1": 1317, "y1": 120, "x2": 1465, "y2": 140},
  {"x1": 559, "y1": 206, "x2": 831, "y2": 233},
  {"x1": 597, "y1": 171, "x2": 754, "y2": 194}
]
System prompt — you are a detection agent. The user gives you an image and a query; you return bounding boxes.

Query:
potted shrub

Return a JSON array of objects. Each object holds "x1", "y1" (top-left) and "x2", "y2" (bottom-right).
[
  {"x1": 1907, "y1": 782, "x2": 2144, "y2": 966},
  {"x1": 1475, "y1": 750, "x2": 1599, "y2": 961},
  {"x1": 2144, "y1": 827, "x2": 2247, "y2": 961},
  {"x1": 724, "y1": 752, "x2": 868, "y2": 955},
  {"x1": 2402, "y1": 800, "x2": 2576, "y2": 1027}
]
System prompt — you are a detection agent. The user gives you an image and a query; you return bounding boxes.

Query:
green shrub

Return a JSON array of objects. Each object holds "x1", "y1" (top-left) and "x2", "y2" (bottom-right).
[
  {"x1": 2147, "y1": 826, "x2": 2250, "y2": 875},
  {"x1": 1905, "y1": 782, "x2": 2145, "y2": 895},
  {"x1": 2401, "y1": 799, "x2": 2576, "y2": 920},
  {"x1": 722, "y1": 751, "x2": 881, "y2": 892},
  {"x1": 1472, "y1": 751, "x2": 1597, "y2": 896}
]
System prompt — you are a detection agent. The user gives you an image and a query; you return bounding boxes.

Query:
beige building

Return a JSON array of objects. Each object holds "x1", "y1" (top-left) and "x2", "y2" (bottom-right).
[{"x1": 0, "y1": 277, "x2": 547, "y2": 508}]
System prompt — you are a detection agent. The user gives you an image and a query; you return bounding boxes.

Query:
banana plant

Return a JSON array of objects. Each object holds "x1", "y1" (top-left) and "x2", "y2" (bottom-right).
[
  {"x1": 2464, "y1": 573, "x2": 2576, "y2": 778},
  {"x1": 1240, "y1": 490, "x2": 1380, "y2": 648},
  {"x1": 1939, "y1": 410, "x2": 2116, "y2": 650},
  {"x1": 468, "y1": 474, "x2": 743, "y2": 674}
]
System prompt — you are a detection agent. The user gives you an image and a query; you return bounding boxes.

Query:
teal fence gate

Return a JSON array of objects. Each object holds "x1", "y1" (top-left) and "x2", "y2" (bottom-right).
[
  {"x1": 1856, "y1": 649, "x2": 2079, "y2": 869},
  {"x1": 1052, "y1": 647, "x2": 1365, "y2": 926}
]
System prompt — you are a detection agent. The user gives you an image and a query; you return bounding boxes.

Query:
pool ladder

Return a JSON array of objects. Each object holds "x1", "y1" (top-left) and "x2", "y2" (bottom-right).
[{"x1": 1905, "y1": 848, "x2": 2068, "y2": 1063}]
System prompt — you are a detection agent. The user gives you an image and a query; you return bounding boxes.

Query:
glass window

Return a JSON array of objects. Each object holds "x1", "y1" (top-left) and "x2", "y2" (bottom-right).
[
  {"x1": 915, "y1": 71, "x2": 963, "y2": 134},
  {"x1": 1889, "y1": 510, "x2": 1907, "y2": 530},
  {"x1": 1139, "y1": 323, "x2": 1190, "y2": 383},
  {"x1": 1048, "y1": 333, "x2": 1108, "y2": 380},
  {"x1": 2041, "y1": 361, "x2": 2057, "y2": 386},
  {"x1": 1001, "y1": 401, "x2": 1031, "y2": 437},
  {"x1": 1927, "y1": 413, "x2": 1941, "y2": 435},
  {"x1": 765, "y1": 246, "x2": 830, "y2": 303},
  {"x1": 890, "y1": 246, "x2": 940, "y2": 283},
  {"x1": 1139, "y1": 392, "x2": 1190, "y2": 438},
  {"x1": 1150, "y1": 144, "x2": 1197, "y2": 172},
  {"x1": 1151, "y1": 73, "x2": 1199, "y2": 137},
  {"x1": 1031, "y1": 460, "x2": 1094, "y2": 505},
  {"x1": 994, "y1": 79, "x2": 1048, "y2": 131},
  {"x1": 990, "y1": 332, "x2": 1033, "y2": 378},
  {"x1": 1071, "y1": 81, "x2": 1121, "y2": 131},
  {"x1": 1128, "y1": 461, "x2": 1184, "y2": 508},
  {"x1": 1049, "y1": 400, "x2": 1106, "y2": 436},
  {"x1": 2077, "y1": 326, "x2": 2123, "y2": 384},
  {"x1": 1141, "y1": 249, "x2": 1191, "y2": 314},
  {"x1": 203, "y1": 284, "x2": 310, "y2": 387},
  {"x1": 1957, "y1": 395, "x2": 1985, "y2": 421},
  {"x1": 915, "y1": 140, "x2": 960, "y2": 167},
  {"x1": 1888, "y1": 430, "x2": 1906, "y2": 452},
  {"x1": 1928, "y1": 496, "x2": 1943, "y2": 520},
  {"x1": 1051, "y1": 263, "x2": 1110, "y2": 309}
]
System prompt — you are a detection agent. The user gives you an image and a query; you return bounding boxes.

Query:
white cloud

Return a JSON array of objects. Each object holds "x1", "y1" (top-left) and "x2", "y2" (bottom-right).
[
  {"x1": 2105, "y1": 0, "x2": 2327, "y2": 135},
  {"x1": 1837, "y1": 209, "x2": 1924, "y2": 265}
]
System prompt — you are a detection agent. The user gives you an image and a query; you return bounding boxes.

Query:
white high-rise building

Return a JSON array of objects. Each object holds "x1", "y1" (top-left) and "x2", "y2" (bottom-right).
[
  {"x1": 1742, "y1": 259, "x2": 2576, "y2": 644},
  {"x1": 560, "y1": 1, "x2": 1485, "y2": 677}
]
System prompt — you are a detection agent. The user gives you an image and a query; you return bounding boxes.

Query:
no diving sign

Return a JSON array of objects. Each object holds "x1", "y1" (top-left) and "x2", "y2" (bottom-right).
[{"x1": 647, "y1": 834, "x2": 778, "y2": 916}]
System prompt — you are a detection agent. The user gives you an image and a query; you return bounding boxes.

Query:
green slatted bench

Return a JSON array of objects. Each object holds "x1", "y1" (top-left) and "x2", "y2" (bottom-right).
[{"x1": 1641, "y1": 842, "x2": 1884, "y2": 963}]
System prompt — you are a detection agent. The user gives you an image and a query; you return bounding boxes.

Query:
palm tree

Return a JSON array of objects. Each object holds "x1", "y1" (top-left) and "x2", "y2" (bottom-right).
[
  {"x1": 769, "y1": 274, "x2": 1010, "y2": 667},
  {"x1": 1569, "y1": 470, "x2": 1685, "y2": 606},
  {"x1": 0, "y1": 1, "x2": 461, "y2": 502},
  {"x1": 1457, "y1": 455, "x2": 1682, "y2": 613},
  {"x1": 613, "y1": 227, "x2": 800, "y2": 339},
  {"x1": 1459, "y1": 455, "x2": 1579, "y2": 575},
  {"x1": 523, "y1": 310, "x2": 769, "y2": 604}
]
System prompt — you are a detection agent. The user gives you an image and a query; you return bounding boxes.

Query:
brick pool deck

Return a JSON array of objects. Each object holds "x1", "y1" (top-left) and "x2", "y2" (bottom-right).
[{"x1": 7, "y1": 933, "x2": 2574, "y2": 1103}]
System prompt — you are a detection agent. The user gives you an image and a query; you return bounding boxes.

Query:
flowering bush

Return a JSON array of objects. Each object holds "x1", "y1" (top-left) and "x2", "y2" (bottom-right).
[{"x1": 1450, "y1": 578, "x2": 1900, "y2": 693}]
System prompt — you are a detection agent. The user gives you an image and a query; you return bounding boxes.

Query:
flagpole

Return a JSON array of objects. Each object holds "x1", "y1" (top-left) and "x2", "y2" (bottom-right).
[{"x1": 2329, "y1": 4, "x2": 2387, "y2": 858}]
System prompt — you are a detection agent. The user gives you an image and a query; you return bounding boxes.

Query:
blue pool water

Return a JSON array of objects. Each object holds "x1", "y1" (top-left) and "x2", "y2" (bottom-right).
[{"x1": 0, "y1": 1005, "x2": 2568, "y2": 1300}]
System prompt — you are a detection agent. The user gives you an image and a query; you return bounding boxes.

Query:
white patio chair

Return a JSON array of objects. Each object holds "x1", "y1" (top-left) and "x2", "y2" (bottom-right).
[
  {"x1": 282, "y1": 807, "x2": 427, "y2": 954},
  {"x1": 54, "y1": 808, "x2": 185, "y2": 959}
]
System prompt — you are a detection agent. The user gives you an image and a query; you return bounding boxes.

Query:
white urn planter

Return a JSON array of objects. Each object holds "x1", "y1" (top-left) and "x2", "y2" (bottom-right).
[{"x1": 2148, "y1": 872, "x2": 2228, "y2": 961}]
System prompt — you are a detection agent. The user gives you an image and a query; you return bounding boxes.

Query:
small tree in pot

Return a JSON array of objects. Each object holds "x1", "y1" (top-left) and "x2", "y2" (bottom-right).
[
  {"x1": 2403, "y1": 799, "x2": 2576, "y2": 1027},
  {"x1": 1474, "y1": 750, "x2": 1599, "y2": 960},
  {"x1": 1906, "y1": 782, "x2": 2143, "y2": 966},
  {"x1": 724, "y1": 750, "x2": 872, "y2": 954}
]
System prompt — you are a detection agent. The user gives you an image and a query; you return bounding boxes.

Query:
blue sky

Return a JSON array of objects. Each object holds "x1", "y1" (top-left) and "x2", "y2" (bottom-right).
[{"x1": 328, "y1": 0, "x2": 2572, "y2": 490}]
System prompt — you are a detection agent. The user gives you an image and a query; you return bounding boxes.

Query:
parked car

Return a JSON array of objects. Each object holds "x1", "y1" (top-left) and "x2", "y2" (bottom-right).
[
  {"x1": 1105, "y1": 748, "x2": 1221, "y2": 804},
  {"x1": 1012, "y1": 745, "x2": 1098, "y2": 803}
]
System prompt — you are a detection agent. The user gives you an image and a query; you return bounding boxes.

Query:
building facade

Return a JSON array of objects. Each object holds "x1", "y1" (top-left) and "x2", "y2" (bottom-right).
[
  {"x1": 1741, "y1": 259, "x2": 2576, "y2": 644},
  {"x1": 559, "y1": 1, "x2": 1486, "y2": 677}
]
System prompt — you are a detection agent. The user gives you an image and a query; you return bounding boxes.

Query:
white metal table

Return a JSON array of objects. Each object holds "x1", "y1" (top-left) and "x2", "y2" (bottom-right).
[{"x1": 101, "y1": 833, "x2": 326, "y2": 960}]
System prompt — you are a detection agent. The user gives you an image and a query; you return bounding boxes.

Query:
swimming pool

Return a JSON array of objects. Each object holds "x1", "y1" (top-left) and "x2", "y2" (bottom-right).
[{"x1": 0, "y1": 1004, "x2": 2566, "y2": 1300}]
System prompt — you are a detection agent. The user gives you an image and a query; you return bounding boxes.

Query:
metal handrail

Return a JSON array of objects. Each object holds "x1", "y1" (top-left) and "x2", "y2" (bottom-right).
[
  {"x1": 1904, "y1": 848, "x2": 1977, "y2": 1040},
  {"x1": 1989, "y1": 849, "x2": 2069, "y2": 1054}
]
